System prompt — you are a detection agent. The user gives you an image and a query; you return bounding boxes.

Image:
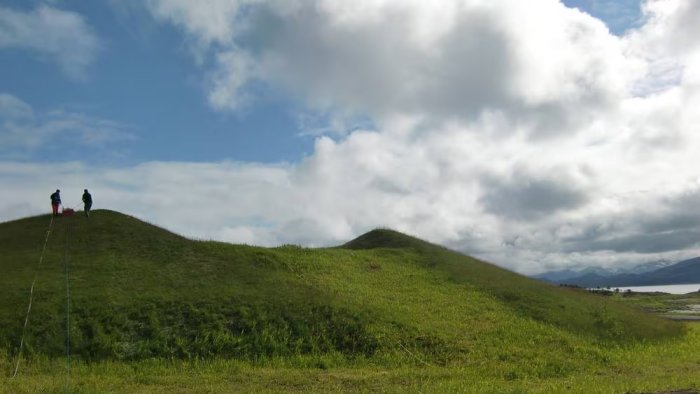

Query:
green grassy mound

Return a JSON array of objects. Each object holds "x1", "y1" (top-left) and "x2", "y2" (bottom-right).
[
  {"x1": 0, "y1": 210, "x2": 685, "y2": 370},
  {"x1": 345, "y1": 229, "x2": 683, "y2": 342}
]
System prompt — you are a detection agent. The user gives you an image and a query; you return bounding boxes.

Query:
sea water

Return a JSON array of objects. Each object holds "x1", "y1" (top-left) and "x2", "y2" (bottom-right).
[{"x1": 614, "y1": 283, "x2": 700, "y2": 294}]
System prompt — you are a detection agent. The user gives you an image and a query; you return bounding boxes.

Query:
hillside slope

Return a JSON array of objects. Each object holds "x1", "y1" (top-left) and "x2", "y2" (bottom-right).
[{"x1": 0, "y1": 211, "x2": 684, "y2": 371}]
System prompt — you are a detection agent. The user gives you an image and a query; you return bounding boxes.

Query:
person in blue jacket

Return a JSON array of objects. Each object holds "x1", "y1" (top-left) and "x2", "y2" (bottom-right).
[{"x1": 50, "y1": 189, "x2": 61, "y2": 216}]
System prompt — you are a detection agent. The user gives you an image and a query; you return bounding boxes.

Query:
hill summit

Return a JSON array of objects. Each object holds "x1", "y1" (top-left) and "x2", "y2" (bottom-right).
[
  {"x1": 342, "y1": 228, "x2": 429, "y2": 250},
  {"x1": 0, "y1": 210, "x2": 684, "y2": 367}
]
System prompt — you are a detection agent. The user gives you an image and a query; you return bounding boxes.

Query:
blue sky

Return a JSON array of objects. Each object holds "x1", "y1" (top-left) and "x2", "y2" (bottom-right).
[
  {"x1": 565, "y1": 0, "x2": 644, "y2": 33},
  {"x1": 2, "y1": 0, "x2": 699, "y2": 274}
]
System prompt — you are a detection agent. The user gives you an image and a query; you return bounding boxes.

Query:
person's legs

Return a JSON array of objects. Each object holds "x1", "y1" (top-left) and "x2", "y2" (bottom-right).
[
  {"x1": 85, "y1": 202, "x2": 92, "y2": 217},
  {"x1": 52, "y1": 203, "x2": 58, "y2": 216}
]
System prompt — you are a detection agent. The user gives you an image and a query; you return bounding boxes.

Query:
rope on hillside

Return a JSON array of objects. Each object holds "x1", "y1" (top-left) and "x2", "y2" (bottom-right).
[
  {"x1": 396, "y1": 340, "x2": 432, "y2": 367},
  {"x1": 11, "y1": 214, "x2": 54, "y2": 379},
  {"x1": 63, "y1": 216, "x2": 72, "y2": 392}
]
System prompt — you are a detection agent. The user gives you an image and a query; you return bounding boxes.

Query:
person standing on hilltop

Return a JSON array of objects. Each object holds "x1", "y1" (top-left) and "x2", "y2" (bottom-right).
[
  {"x1": 50, "y1": 189, "x2": 61, "y2": 216},
  {"x1": 82, "y1": 189, "x2": 93, "y2": 217}
]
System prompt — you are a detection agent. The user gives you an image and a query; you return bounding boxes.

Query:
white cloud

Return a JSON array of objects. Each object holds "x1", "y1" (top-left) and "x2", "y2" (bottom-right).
[
  {"x1": 624, "y1": 0, "x2": 700, "y2": 94},
  {"x1": 207, "y1": 51, "x2": 257, "y2": 110},
  {"x1": 0, "y1": 93, "x2": 33, "y2": 119},
  {"x1": 0, "y1": 93, "x2": 135, "y2": 154},
  {"x1": 146, "y1": 0, "x2": 249, "y2": 49},
  {"x1": 0, "y1": 5, "x2": 99, "y2": 78},
  {"x1": 147, "y1": 0, "x2": 642, "y2": 133}
]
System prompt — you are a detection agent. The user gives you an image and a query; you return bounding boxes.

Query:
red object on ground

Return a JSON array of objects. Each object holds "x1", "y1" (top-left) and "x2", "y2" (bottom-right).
[{"x1": 62, "y1": 208, "x2": 75, "y2": 216}]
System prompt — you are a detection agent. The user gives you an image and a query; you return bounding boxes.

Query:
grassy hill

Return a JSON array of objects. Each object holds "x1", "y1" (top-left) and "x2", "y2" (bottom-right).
[
  {"x1": 0, "y1": 210, "x2": 682, "y2": 357},
  {"x1": 1, "y1": 210, "x2": 697, "y2": 392}
]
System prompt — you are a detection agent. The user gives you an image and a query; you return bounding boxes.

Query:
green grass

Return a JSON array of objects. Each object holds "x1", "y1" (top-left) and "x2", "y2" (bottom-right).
[
  {"x1": 1, "y1": 210, "x2": 699, "y2": 392},
  {"x1": 2, "y1": 327, "x2": 700, "y2": 393},
  {"x1": 616, "y1": 290, "x2": 700, "y2": 313}
]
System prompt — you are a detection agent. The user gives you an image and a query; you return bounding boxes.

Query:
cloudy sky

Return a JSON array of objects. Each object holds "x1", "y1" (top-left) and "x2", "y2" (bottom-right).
[{"x1": 1, "y1": 0, "x2": 699, "y2": 274}]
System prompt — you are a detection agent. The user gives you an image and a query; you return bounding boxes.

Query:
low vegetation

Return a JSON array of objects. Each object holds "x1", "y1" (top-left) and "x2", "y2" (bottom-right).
[
  {"x1": 615, "y1": 291, "x2": 700, "y2": 321},
  {"x1": 1, "y1": 210, "x2": 698, "y2": 392}
]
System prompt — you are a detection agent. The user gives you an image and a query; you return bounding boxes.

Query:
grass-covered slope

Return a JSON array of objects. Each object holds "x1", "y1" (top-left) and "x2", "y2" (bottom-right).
[
  {"x1": 0, "y1": 210, "x2": 684, "y2": 371},
  {"x1": 344, "y1": 229, "x2": 684, "y2": 342}
]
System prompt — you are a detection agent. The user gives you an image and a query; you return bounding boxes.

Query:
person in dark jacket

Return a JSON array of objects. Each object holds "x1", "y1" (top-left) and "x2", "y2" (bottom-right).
[
  {"x1": 82, "y1": 189, "x2": 92, "y2": 217},
  {"x1": 50, "y1": 189, "x2": 61, "y2": 216}
]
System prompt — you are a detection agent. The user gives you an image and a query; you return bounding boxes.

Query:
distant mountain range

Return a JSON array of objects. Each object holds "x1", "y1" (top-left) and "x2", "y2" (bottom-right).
[{"x1": 535, "y1": 257, "x2": 700, "y2": 287}]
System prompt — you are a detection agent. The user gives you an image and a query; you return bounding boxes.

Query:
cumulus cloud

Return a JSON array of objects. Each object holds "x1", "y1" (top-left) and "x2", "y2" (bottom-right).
[
  {"x1": 148, "y1": 0, "x2": 639, "y2": 134},
  {"x1": 555, "y1": 185, "x2": 700, "y2": 256},
  {"x1": 145, "y1": 0, "x2": 248, "y2": 49},
  {"x1": 480, "y1": 170, "x2": 590, "y2": 221}
]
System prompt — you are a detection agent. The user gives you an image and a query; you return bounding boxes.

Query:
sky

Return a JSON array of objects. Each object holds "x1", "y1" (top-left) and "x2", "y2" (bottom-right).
[{"x1": 1, "y1": 0, "x2": 699, "y2": 275}]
